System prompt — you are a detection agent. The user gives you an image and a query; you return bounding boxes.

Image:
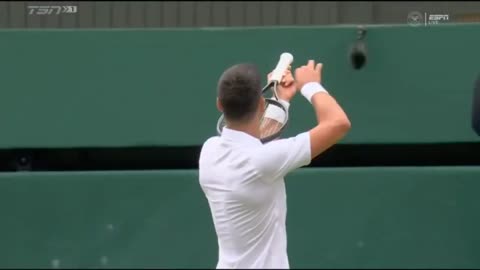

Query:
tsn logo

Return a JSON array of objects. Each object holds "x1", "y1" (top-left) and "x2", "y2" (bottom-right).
[{"x1": 27, "y1": 5, "x2": 77, "y2": 15}]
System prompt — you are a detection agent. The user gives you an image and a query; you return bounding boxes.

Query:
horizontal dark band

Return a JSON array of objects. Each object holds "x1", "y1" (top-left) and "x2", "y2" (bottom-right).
[{"x1": 0, "y1": 142, "x2": 479, "y2": 172}]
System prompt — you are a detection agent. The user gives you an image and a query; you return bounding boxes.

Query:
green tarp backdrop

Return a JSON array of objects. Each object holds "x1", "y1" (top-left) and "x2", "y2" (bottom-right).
[
  {"x1": 0, "y1": 24, "x2": 478, "y2": 148},
  {"x1": 0, "y1": 24, "x2": 479, "y2": 269},
  {"x1": 1, "y1": 167, "x2": 479, "y2": 268}
]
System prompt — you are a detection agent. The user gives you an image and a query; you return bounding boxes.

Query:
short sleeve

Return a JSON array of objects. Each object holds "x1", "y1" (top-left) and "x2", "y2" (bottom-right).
[{"x1": 252, "y1": 132, "x2": 311, "y2": 182}]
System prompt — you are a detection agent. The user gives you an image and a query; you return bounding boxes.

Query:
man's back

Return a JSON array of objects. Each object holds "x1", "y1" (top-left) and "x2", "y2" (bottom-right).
[
  {"x1": 199, "y1": 128, "x2": 311, "y2": 269},
  {"x1": 200, "y1": 59, "x2": 351, "y2": 269}
]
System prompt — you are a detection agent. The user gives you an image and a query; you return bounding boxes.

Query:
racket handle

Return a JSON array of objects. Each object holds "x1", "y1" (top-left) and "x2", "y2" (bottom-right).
[{"x1": 270, "y1": 53, "x2": 294, "y2": 83}]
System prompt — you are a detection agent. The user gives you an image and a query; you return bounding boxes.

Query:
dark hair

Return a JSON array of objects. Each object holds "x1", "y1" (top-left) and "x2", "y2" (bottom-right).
[{"x1": 217, "y1": 63, "x2": 262, "y2": 122}]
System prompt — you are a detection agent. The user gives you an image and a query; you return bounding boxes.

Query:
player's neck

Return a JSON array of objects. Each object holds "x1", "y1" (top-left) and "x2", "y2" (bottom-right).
[{"x1": 226, "y1": 121, "x2": 261, "y2": 140}]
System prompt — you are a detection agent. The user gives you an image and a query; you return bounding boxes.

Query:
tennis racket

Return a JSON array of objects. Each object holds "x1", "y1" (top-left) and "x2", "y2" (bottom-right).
[{"x1": 216, "y1": 52, "x2": 294, "y2": 143}]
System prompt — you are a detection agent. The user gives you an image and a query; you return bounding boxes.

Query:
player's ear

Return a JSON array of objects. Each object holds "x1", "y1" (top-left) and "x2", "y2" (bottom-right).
[{"x1": 216, "y1": 98, "x2": 224, "y2": 113}]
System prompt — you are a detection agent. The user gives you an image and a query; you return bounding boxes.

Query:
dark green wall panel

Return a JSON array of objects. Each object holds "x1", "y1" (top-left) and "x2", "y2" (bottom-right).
[
  {"x1": 0, "y1": 167, "x2": 479, "y2": 268},
  {"x1": 286, "y1": 167, "x2": 480, "y2": 269},
  {"x1": 0, "y1": 171, "x2": 217, "y2": 268},
  {"x1": 0, "y1": 25, "x2": 478, "y2": 148}
]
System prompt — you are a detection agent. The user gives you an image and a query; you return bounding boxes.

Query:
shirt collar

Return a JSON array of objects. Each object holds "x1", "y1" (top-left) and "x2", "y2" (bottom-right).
[{"x1": 221, "y1": 127, "x2": 262, "y2": 146}]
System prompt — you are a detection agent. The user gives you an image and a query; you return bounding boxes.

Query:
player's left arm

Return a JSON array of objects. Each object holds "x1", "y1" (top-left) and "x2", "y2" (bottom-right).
[{"x1": 268, "y1": 67, "x2": 297, "y2": 102}]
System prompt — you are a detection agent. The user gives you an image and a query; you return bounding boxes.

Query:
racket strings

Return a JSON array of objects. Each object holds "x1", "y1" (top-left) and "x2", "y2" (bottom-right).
[
  {"x1": 261, "y1": 119, "x2": 282, "y2": 138},
  {"x1": 260, "y1": 105, "x2": 286, "y2": 139}
]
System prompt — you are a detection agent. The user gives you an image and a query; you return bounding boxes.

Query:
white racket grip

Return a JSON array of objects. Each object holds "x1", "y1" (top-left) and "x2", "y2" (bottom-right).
[{"x1": 270, "y1": 53, "x2": 294, "y2": 83}]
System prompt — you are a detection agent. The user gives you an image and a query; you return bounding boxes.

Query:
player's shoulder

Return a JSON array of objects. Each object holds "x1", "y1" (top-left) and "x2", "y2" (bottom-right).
[
  {"x1": 199, "y1": 136, "x2": 221, "y2": 161},
  {"x1": 251, "y1": 132, "x2": 311, "y2": 171},
  {"x1": 201, "y1": 136, "x2": 220, "y2": 149}
]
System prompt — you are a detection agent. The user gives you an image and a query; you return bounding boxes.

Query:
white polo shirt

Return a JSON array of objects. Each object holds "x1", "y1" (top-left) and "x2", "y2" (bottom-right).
[{"x1": 199, "y1": 128, "x2": 311, "y2": 269}]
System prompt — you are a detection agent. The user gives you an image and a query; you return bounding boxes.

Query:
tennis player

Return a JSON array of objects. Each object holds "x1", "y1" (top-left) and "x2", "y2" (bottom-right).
[{"x1": 199, "y1": 60, "x2": 351, "y2": 269}]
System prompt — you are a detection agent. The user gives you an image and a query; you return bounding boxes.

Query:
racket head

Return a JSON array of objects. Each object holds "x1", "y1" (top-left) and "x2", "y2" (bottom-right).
[{"x1": 216, "y1": 82, "x2": 289, "y2": 143}]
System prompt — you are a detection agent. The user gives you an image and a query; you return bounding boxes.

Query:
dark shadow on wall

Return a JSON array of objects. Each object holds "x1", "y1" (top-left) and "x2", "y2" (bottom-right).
[
  {"x1": 472, "y1": 73, "x2": 480, "y2": 136},
  {"x1": 0, "y1": 143, "x2": 479, "y2": 172}
]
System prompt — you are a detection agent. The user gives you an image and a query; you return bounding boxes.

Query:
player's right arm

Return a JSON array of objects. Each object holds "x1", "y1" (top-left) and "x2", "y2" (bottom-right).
[
  {"x1": 253, "y1": 60, "x2": 350, "y2": 182},
  {"x1": 295, "y1": 60, "x2": 351, "y2": 160}
]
